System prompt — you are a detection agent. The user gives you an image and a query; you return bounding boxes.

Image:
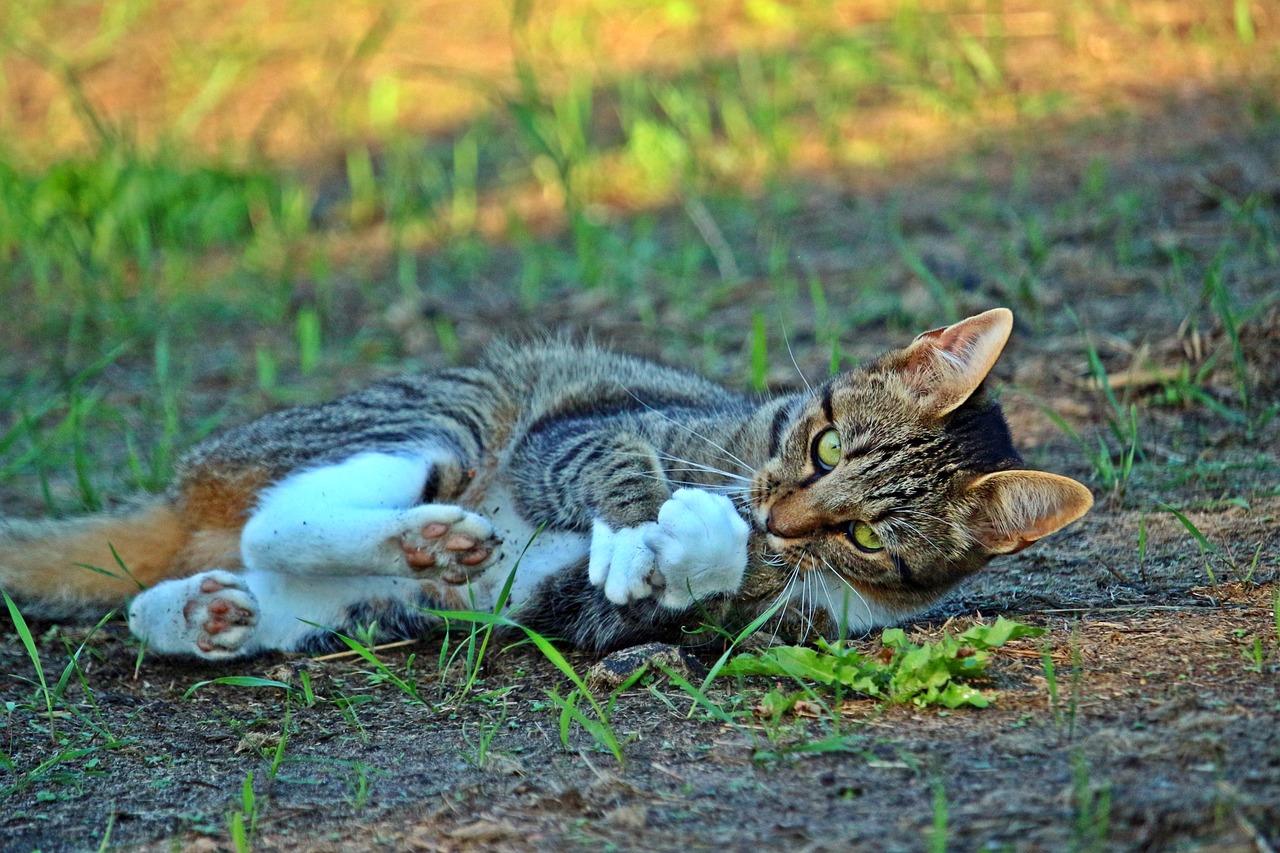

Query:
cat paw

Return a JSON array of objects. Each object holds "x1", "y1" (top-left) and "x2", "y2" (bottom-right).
[
  {"x1": 128, "y1": 570, "x2": 259, "y2": 660},
  {"x1": 589, "y1": 489, "x2": 749, "y2": 609},
  {"x1": 398, "y1": 504, "x2": 500, "y2": 583},
  {"x1": 184, "y1": 571, "x2": 259, "y2": 658}
]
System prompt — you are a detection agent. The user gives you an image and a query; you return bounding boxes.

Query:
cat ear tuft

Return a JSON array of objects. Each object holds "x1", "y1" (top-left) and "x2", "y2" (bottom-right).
[
  {"x1": 965, "y1": 470, "x2": 1094, "y2": 555},
  {"x1": 897, "y1": 307, "x2": 1014, "y2": 416}
]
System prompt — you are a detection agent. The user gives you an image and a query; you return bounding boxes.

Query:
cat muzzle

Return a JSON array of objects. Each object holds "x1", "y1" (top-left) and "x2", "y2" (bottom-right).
[{"x1": 765, "y1": 494, "x2": 839, "y2": 540}]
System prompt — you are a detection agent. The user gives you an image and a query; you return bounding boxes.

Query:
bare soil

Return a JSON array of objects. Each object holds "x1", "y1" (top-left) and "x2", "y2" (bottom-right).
[{"x1": 4, "y1": 80, "x2": 1280, "y2": 853}]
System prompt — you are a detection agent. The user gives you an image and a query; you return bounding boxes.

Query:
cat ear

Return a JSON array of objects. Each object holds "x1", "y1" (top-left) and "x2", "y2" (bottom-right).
[
  {"x1": 965, "y1": 470, "x2": 1094, "y2": 555},
  {"x1": 896, "y1": 307, "x2": 1014, "y2": 416}
]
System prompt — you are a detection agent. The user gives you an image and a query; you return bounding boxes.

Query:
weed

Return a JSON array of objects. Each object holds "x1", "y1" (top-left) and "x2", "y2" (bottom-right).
[
  {"x1": 750, "y1": 311, "x2": 769, "y2": 391},
  {"x1": 722, "y1": 617, "x2": 1044, "y2": 709},
  {"x1": 183, "y1": 676, "x2": 295, "y2": 701},
  {"x1": 1070, "y1": 751, "x2": 1112, "y2": 851},
  {"x1": 1042, "y1": 642, "x2": 1061, "y2": 730},
  {"x1": 1067, "y1": 623, "x2": 1083, "y2": 742},
  {"x1": 1162, "y1": 503, "x2": 1263, "y2": 587},
  {"x1": 930, "y1": 774, "x2": 949, "y2": 853},
  {"x1": 462, "y1": 702, "x2": 507, "y2": 769},
  {"x1": 427, "y1": 608, "x2": 626, "y2": 763},
  {"x1": 226, "y1": 770, "x2": 258, "y2": 853}
]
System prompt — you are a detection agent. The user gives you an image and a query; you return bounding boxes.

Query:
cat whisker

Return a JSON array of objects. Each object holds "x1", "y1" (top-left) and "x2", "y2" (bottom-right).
[
  {"x1": 765, "y1": 564, "x2": 801, "y2": 646},
  {"x1": 620, "y1": 449, "x2": 754, "y2": 484},
  {"x1": 817, "y1": 554, "x2": 874, "y2": 639},
  {"x1": 895, "y1": 508, "x2": 985, "y2": 551},
  {"x1": 891, "y1": 517, "x2": 950, "y2": 560},
  {"x1": 619, "y1": 387, "x2": 756, "y2": 475},
  {"x1": 633, "y1": 474, "x2": 735, "y2": 490},
  {"x1": 780, "y1": 322, "x2": 814, "y2": 396},
  {"x1": 813, "y1": 567, "x2": 837, "y2": 637}
]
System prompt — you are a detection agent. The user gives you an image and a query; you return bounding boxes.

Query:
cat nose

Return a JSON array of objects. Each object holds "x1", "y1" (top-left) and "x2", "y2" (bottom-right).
[
  {"x1": 767, "y1": 503, "x2": 810, "y2": 539},
  {"x1": 766, "y1": 508, "x2": 784, "y2": 537},
  {"x1": 768, "y1": 491, "x2": 841, "y2": 539}
]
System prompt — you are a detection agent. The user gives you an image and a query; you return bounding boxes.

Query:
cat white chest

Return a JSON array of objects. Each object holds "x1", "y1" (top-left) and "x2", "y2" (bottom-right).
[{"x1": 469, "y1": 483, "x2": 589, "y2": 611}]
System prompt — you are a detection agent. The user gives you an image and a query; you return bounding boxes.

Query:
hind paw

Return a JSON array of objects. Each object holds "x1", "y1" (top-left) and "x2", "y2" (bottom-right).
[
  {"x1": 398, "y1": 504, "x2": 501, "y2": 583},
  {"x1": 129, "y1": 570, "x2": 259, "y2": 660},
  {"x1": 183, "y1": 571, "x2": 259, "y2": 657}
]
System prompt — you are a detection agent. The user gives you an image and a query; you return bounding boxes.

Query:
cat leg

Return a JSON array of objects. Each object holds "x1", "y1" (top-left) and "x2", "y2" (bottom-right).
[
  {"x1": 129, "y1": 568, "x2": 440, "y2": 658},
  {"x1": 128, "y1": 570, "x2": 261, "y2": 660},
  {"x1": 589, "y1": 488, "x2": 749, "y2": 609},
  {"x1": 241, "y1": 451, "x2": 500, "y2": 580}
]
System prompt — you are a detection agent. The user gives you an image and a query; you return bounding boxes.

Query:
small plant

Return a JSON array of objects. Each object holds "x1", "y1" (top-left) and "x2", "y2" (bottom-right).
[
  {"x1": 226, "y1": 770, "x2": 258, "y2": 853},
  {"x1": 1070, "y1": 751, "x2": 1112, "y2": 852},
  {"x1": 462, "y1": 701, "x2": 508, "y2": 769},
  {"x1": 929, "y1": 775, "x2": 949, "y2": 853},
  {"x1": 1042, "y1": 643, "x2": 1061, "y2": 730},
  {"x1": 721, "y1": 617, "x2": 1044, "y2": 709},
  {"x1": 1162, "y1": 503, "x2": 1264, "y2": 587}
]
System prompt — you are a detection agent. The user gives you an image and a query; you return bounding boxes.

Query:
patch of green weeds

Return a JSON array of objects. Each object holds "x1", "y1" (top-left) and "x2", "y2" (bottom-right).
[
  {"x1": 1, "y1": 591, "x2": 131, "y2": 798},
  {"x1": 721, "y1": 617, "x2": 1044, "y2": 709},
  {"x1": 432, "y1": 608, "x2": 627, "y2": 763},
  {"x1": 434, "y1": 534, "x2": 534, "y2": 703}
]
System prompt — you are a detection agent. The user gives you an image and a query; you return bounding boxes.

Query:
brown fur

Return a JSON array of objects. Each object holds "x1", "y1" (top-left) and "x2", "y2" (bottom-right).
[
  {"x1": 0, "y1": 501, "x2": 194, "y2": 617},
  {"x1": 0, "y1": 469, "x2": 266, "y2": 618}
]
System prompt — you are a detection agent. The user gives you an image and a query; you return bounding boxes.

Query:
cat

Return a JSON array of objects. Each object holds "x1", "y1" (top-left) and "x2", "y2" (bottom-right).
[{"x1": 0, "y1": 308, "x2": 1092, "y2": 660}]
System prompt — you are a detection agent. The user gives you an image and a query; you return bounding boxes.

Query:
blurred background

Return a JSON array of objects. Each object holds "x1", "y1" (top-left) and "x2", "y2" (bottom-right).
[{"x1": 0, "y1": 0, "x2": 1276, "y2": 513}]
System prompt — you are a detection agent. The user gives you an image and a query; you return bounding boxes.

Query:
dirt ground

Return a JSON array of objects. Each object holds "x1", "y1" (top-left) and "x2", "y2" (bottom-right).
[{"x1": 4, "y1": 56, "x2": 1280, "y2": 853}]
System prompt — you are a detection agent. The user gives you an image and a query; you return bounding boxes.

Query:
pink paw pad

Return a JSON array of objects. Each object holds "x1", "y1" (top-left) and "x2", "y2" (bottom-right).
[
  {"x1": 180, "y1": 572, "x2": 257, "y2": 656},
  {"x1": 398, "y1": 505, "x2": 500, "y2": 581}
]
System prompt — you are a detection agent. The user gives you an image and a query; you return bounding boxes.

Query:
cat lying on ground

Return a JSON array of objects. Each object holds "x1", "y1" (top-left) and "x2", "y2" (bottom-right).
[{"x1": 0, "y1": 308, "x2": 1092, "y2": 660}]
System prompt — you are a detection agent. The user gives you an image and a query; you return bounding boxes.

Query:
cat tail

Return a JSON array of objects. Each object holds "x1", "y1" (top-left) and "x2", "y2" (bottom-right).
[{"x1": 0, "y1": 498, "x2": 233, "y2": 619}]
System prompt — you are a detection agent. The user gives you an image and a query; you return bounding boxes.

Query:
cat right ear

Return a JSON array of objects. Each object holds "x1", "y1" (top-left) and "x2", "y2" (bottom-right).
[
  {"x1": 964, "y1": 470, "x2": 1094, "y2": 555},
  {"x1": 895, "y1": 307, "x2": 1014, "y2": 417}
]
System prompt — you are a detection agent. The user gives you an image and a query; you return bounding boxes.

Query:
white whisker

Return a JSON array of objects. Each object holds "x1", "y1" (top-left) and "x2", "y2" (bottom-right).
[
  {"x1": 616, "y1": 449, "x2": 753, "y2": 484},
  {"x1": 818, "y1": 554, "x2": 874, "y2": 639},
  {"x1": 618, "y1": 386, "x2": 755, "y2": 474},
  {"x1": 779, "y1": 321, "x2": 814, "y2": 396},
  {"x1": 895, "y1": 508, "x2": 984, "y2": 550},
  {"x1": 893, "y1": 517, "x2": 950, "y2": 560}
]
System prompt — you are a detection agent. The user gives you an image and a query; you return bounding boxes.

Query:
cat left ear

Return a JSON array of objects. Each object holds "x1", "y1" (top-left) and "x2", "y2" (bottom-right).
[
  {"x1": 897, "y1": 307, "x2": 1013, "y2": 417},
  {"x1": 965, "y1": 470, "x2": 1094, "y2": 555}
]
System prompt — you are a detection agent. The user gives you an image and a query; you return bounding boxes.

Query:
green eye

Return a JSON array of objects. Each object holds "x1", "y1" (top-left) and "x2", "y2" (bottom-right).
[
  {"x1": 814, "y1": 429, "x2": 842, "y2": 469},
  {"x1": 850, "y1": 521, "x2": 883, "y2": 552}
]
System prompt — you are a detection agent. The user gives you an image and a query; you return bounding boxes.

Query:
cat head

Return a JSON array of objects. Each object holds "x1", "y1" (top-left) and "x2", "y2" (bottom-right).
[{"x1": 744, "y1": 308, "x2": 1092, "y2": 637}]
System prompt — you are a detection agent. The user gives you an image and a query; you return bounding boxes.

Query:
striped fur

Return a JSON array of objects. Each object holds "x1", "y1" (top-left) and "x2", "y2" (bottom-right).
[{"x1": 0, "y1": 310, "x2": 1093, "y2": 658}]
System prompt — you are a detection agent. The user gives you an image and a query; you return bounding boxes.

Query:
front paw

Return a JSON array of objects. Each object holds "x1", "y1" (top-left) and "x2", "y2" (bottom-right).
[{"x1": 589, "y1": 489, "x2": 749, "y2": 609}]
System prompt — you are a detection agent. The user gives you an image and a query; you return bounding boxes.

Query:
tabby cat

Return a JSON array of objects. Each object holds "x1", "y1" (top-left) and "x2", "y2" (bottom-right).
[{"x1": 0, "y1": 308, "x2": 1092, "y2": 660}]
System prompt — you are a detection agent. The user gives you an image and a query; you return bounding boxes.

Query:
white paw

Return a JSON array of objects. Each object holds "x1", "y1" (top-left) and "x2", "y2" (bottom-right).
[
  {"x1": 397, "y1": 504, "x2": 500, "y2": 582},
  {"x1": 128, "y1": 570, "x2": 259, "y2": 660},
  {"x1": 589, "y1": 489, "x2": 749, "y2": 609}
]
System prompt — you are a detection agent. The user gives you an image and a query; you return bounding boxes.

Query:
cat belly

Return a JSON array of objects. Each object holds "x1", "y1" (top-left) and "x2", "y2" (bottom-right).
[{"x1": 467, "y1": 483, "x2": 589, "y2": 612}]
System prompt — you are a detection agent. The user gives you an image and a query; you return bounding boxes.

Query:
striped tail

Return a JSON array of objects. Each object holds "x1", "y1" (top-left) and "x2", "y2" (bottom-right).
[{"x1": 0, "y1": 498, "x2": 228, "y2": 619}]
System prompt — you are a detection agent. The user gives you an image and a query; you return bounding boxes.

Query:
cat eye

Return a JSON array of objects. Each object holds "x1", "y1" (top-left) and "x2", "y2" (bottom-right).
[
  {"x1": 814, "y1": 428, "x2": 842, "y2": 470},
  {"x1": 849, "y1": 520, "x2": 883, "y2": 552}
]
